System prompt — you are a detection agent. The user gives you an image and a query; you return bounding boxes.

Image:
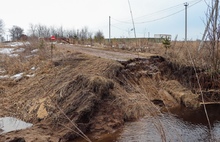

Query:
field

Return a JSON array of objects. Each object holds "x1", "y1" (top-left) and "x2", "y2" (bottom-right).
[{"x1": 0, "y1": 39, "x2": 219, "y2": 141}]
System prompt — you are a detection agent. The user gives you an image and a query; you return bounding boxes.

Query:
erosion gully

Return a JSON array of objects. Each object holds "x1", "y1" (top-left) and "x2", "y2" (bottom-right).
[{"x1": 77, "y1": 104, "x2": 220, "y2": 142}]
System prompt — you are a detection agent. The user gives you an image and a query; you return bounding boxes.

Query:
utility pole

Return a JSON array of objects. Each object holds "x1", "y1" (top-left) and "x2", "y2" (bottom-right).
[
  {"x1": 128, "y1": 0, "x2": 136, "y2": 39},
  {"x1": 109, "y1": 16, "x2": 111, "y2": 45},
  {"x1": 184, "y1": 2, "x2": 189, "y2": 43}
]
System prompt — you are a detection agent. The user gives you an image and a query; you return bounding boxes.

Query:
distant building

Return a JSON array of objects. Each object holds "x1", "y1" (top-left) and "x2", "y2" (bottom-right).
[
  {"x1": 19, "y1": 34, "x2": 28, "y2": 41},
  {"x1": 154, "y1": 34, "x2": 171, "y2": 39}
]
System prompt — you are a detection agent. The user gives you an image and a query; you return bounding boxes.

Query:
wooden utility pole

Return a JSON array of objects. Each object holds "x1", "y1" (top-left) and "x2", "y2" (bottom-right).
[{"x1": 128, "y1": 0, "x2": 136, "y2": 39}]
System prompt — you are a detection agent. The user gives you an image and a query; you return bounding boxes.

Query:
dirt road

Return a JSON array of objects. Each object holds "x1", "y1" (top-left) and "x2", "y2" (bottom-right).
[{"x1": 59, "y1": 44, "x2": 152, "y2": 61}]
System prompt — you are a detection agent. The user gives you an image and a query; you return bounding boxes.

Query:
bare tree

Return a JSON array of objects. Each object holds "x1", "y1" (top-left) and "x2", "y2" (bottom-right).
[
  {"x1": 64, "y1": 29, "x2": 76, "y2": 38},
  {"x1": 88, "y1": 32, "x2": 93, "y2": 45},
  {"x1": 28, "y1": 23, "x2": 37, "y2": 37},
  {"x1": 205, "y1": 0, "x2": 220, "y2": 71},
  {"x1": 0, "y1": 19, "x2": 4, "y2": 41},
  {"x1": 36, "y1": 24, "x2": 50, "y2": 38},
  {"x1": 50, "y1": 26, "x2": 57, "y2": 37},
  {"x1": 9, "y1": 25, "x2": 24, "y2": 41},
  {"x1": 94, "y1": 30, "x2": 104, "y2": 44},
  {"x1": 57, "y1": 26, "x2": 64, "y2": 38},
  {"x1": 79, "y1": 27, "x2": 89, "y2": 44}
]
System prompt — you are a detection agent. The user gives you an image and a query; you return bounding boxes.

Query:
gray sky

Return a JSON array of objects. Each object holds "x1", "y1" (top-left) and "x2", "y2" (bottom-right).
[{"x1": 0, "y1": 0, "x2": 209, "y2": 40}]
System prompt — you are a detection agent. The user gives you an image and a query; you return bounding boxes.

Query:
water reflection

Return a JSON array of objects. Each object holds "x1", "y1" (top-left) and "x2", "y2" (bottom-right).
[{"x1": 117, "y1": 105, "x2": 220, "y2": 142}]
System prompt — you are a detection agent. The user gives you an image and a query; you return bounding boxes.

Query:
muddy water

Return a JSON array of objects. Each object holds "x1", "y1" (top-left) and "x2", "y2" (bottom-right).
[
  {"x1": 83, "y1": 105, "x2": 220, "y2": 142},
  {"x1": 115, "y1": 105, "x2": 220, "y2": 142},
  {"x1": 0, "y1": 117, "x2": 32, "y2": 134}
]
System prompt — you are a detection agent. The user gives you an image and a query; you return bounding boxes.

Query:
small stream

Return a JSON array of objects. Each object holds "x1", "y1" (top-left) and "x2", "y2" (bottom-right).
[{"x1": 87, "y1": 104, "x2": 220, "y2": 142}]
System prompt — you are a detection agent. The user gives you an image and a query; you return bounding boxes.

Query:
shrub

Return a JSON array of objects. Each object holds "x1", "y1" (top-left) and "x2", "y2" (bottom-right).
[{"x1": 162, "y1": 37, "x2": 171, "y2": 54}]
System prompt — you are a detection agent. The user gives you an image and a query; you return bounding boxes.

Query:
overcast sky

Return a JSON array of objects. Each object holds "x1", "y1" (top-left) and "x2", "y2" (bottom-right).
[{"x1": 0, "y1": 0, "x2": 209, "y2": 40}]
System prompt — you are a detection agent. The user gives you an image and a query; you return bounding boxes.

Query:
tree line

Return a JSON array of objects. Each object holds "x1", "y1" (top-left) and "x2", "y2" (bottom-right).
[{"x1": 0, "y1": 19, "x2": 105, "y2": 44}]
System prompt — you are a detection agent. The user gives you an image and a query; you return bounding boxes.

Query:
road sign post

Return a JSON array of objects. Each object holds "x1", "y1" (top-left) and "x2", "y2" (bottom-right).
[{"x1": 50, "y1": 36, "x2": 56, "y2": 60}]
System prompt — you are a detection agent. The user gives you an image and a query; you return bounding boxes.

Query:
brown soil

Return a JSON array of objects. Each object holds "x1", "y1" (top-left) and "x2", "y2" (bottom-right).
[{"x1": 0, "y1": 44, "x2": 213, "y2": 142}]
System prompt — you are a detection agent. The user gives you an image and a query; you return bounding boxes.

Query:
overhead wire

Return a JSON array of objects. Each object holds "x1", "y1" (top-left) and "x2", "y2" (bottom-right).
[
  {"x1": 136, "y1": 0, "x2": 203, "y2": 24},
  {"x1": 110, "y1": 0, "x2": 203, "y2": 38},
  {"x1": 111, "y1": 3, "x2": 184, "y2": 24},
  {"x1": 111, "y1": 25, "x2": 128, "y2": 32},
  {"x1": 111, "y1": 0, "x2": 203, "y2": 25}
]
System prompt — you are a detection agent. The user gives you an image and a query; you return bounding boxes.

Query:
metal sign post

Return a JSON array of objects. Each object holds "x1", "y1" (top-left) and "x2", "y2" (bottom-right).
[{"x1": 50, "y1": 35, "x2": 56, "y2": 60}]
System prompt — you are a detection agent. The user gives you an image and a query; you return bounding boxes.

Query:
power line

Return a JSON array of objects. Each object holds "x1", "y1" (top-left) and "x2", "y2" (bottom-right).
[
  {"x1": 112, "y1": 0, "x2": 202, "y2": 25},
  {"x1": 110, "y1": 0, "x2": 203, "y2": 38},
  {"x1": 136, "y1": 9, "x2": 185, "y2": 24},
  {"x1": 136, "y1": 0, "x2": 202, "y2": 24},
  {"x1": 133, "y1": 3, "x2": 184, "y2": 20},
  {"x1": 111, "y1": 25, "x2": 128, "y2": 32},
  {"x1": 112, "y1": 0, "x2": 198, "y2": 23},
  {"x1": 111, "y1": 3, "x2": 183, "y2": 25}
]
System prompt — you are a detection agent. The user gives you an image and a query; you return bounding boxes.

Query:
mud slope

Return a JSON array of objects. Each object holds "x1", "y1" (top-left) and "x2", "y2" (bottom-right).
[{"x1": 0, "y1": 51, "x2": 200, "y2": 142}]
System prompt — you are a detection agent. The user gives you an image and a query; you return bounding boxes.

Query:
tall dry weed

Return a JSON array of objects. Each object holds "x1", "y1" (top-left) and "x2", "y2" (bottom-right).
[{"x1": 0, "y1": 39, "x2": 52, "y2": 76}]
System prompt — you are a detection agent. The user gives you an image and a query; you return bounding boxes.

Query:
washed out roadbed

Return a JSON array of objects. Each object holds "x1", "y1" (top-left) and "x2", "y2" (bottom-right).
[{"x1": 0, "y1": 44, "x2": 205, "y2": 142}]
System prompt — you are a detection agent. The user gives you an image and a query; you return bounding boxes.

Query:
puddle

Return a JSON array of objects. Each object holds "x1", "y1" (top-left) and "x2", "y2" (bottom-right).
[
  {"x1": 116, "y1": 105, "x2": 220, "y2": 142},
  {"x1": 0, "y1": 117, "x2": 33, "y2": 134}
]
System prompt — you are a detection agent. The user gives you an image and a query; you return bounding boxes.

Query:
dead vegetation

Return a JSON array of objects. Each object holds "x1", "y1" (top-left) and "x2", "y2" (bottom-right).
[{"x1": 0, "y1": 39, "x2": 219, "y2": 141}]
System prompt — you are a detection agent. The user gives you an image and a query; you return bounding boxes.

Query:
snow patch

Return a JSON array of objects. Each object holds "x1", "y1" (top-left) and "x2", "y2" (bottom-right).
[
  {"x1": 0, "y1": 75, "x2": 9, "y2": 79},
  {"x1": 14, "y1": 48, "x2": 25, "y2": 53},
  {"x1": 0, "y1": 48, "x2": 14, "y2": 54},
  {"x1": 10, "y1": 73, "x2": 24, "y2": 81},
  {"x1": 0, "y1": 47, "x2": 25, "y2": 57},
  {"x1": 31, "y1": 49, "x2": 39, "y2": 53},
  {"x1": 0, "y1": 68, "x2": 6, "y2": 74},
  {"x1": 8, "y1": 54, "x2": 19, "y2": 57},
  {"x1": 31, "y1": 67, "x2": 36, "y2": 70},
  {"x1": 7, "y1": 42, "x2": 30, "y2": 47},
  {"x1": 26, "y1": 74, "x2": 35, "y2": 78}
]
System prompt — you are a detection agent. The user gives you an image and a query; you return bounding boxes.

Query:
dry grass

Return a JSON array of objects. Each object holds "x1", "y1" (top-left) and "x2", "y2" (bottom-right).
[
  {"x1": 0, "y1": 40, "x2": 51, "y2": 76},
  {"x1": 164, "y1": 41, "x2": 209, "y2": 68},
  {"x1": 112, "y1": 40, "x2": 218, "y2": 72},
  {"x1": 0, "y1": 39, "x2": 207, "y2": 141}
]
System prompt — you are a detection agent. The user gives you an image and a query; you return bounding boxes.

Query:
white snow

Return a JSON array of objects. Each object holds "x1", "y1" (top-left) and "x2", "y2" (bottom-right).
[
  {"x1": 0, "y1": 68, "x2": 6, "y2": 74},
  {"x1": 8, "y1": 54, "x2": 19, "y2": 57},
  {"x1": 0, "y1": 48, "x2": 14, "y2": 54},
  {"x1": 0, "y1": 75, "x2": 9, "y2": 79},
  {"x1": 7, "y1": 42, "x2": 30, "y2": 47},
  {"x1": 10, "y1": 73, "x2": 24, "y2": 81},
  {"x1": 0, "y1": 71, "x2": 36, "y2": 80},
  {"x1": 25, "y1": 55, "x2": 35, "y2": 58},
  {"x1": 14, "y1": 48, "x2": 25, "y2": 52},
  {"x1": 26, "y1": 74, "x2": 35, "y2": 78},
  {"x1": 0, "y1": 117, "x2": 33, "y2": 134},
  {"x1": 31, "y1": 49, "x2": 39, "y2": 53},
  {"x1": 31, "y1": 67, "x2": 36, "y2": 70},
  {"x1": 0, "y1": 46, "x2": 25, "y2": 57}
]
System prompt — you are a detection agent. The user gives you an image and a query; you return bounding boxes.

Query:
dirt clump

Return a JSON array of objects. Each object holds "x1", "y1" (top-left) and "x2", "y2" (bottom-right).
[
  {"x1": 52, "y1": 74, "x2": 118, "y2": 141},
  {"x1": 119, "y1": 56, "x2": 200, "y2": 108}
]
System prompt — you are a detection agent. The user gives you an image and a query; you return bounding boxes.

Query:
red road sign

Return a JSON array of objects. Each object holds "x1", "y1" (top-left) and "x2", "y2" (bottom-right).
[{"x1": 51, "y1": 35, "x2": 56, "y2": 40}]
